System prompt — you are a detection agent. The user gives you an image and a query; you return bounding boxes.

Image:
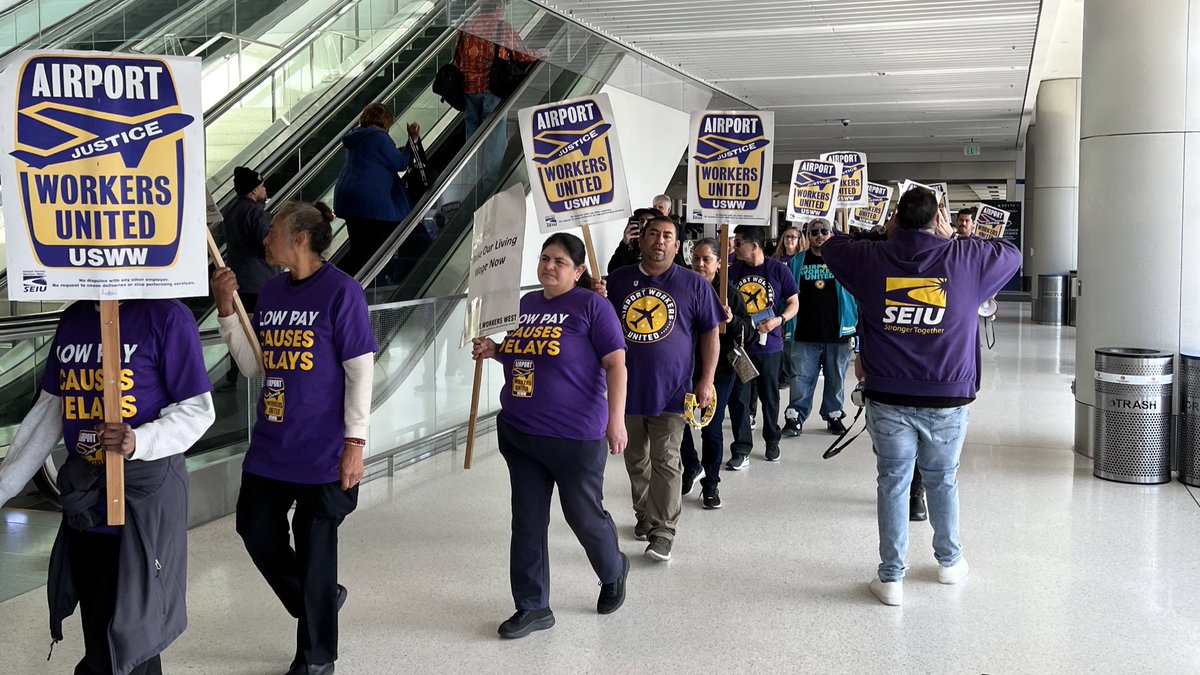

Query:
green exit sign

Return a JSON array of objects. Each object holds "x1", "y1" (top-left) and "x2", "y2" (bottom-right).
[{"x1": 964, "y1": 144, "x2": 981, "y2": 156}]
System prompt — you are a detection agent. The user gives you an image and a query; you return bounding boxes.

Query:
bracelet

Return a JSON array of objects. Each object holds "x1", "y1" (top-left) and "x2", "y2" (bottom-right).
[{"x1": 344, "y1": 437, "x2": 366, "y2": 447}]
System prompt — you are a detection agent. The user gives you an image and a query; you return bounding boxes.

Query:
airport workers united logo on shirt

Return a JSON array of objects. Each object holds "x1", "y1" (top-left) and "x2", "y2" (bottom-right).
[
  {"x1": 621, "y1": 287, "x2": 677, "y2": 343},
  {"x1": 75, "y1": 429, "x2": 103, "y2": 466},
  {"x1": 529, "y1": 99, "x2": 616, "y2": 213},
  {"x1": 737, "y1": 275, "x2": 774, "y2": 315},
  {"x1": 883, "y1": 277, "x2": 948, "y2": 335},
  {"x1": 692, "y1": 113, "x2": 771, "y2": 214},
  {"x1": 9, "y1": 54, "x2": 194, "y2": 269}
]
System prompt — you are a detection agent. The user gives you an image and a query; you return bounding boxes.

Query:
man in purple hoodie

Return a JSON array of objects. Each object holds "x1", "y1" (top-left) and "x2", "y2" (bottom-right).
[{"x1": 821, "y1": 187, "x2": 1020, "y2": 607}]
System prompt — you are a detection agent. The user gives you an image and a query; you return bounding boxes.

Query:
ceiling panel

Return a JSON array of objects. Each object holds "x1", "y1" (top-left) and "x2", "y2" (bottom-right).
[{"x1": 542, "y1": 0, "x2": 1040, "y2": 153}]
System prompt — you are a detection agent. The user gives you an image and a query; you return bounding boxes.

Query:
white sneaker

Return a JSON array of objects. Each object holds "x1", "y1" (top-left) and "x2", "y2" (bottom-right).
[
  {"x1": 869, "y1": 578, "x2": 902, "y2": 606},
  {"x1": 938, "y1": 559, "x2": 969, "y2": 585}
]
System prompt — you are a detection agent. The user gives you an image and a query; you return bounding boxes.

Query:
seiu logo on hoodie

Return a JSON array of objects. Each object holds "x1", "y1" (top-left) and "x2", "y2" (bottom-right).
[{"x1": 883, "y1": 277, "x2": 947, "y2": 335}]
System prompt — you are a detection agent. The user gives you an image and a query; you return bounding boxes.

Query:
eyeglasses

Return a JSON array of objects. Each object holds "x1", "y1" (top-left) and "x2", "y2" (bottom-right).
[
  {"x1": 783, "y1": 234, "x2": 800, "y2": 240},
  {"x1": 808, "y1": 228, "x2": 831, "y2": 236}
]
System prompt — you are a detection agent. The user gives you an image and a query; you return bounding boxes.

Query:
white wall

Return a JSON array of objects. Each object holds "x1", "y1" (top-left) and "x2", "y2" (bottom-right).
[{"x1": 517, "y1": 84, "x2": 692, "y2": 285}]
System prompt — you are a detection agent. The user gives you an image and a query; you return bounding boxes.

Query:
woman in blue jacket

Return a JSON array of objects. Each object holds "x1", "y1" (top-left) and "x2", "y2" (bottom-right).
[{"x1": 333, "y1": 103, "x2": 421, "y2": 276}]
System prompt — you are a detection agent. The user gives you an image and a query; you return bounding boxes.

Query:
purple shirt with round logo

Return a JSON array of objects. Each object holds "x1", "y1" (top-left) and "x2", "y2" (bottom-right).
[
  {"x1": 497, "y1": 287, "x2": 626, "y2": 441},
  {"x1": 607, "y1": 264, "x2": 723, "y2": 416},
  {"x1": 730, "y1": 257, "x2": 799, "y2": 354}
]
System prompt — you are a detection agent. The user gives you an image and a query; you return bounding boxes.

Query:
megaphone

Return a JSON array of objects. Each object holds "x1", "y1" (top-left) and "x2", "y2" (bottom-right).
[{"x1": 978, "y1": 297, "x2": 998, "y2": 320}]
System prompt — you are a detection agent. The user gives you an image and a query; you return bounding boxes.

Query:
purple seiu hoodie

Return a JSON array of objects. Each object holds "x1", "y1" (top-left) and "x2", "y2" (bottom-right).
[{"x1": 821, "y1": 229, "x2": 1021, "y2": 400}]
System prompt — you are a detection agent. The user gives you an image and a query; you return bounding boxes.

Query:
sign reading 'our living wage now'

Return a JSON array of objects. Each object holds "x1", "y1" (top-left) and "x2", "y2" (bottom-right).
[
  {"x1": 0, "y1": 51, "x2": 208, "y2": 301},
  {"x1": 687, "y1": 110, "x2": 774, "y2": 227},
  {"x1": 519, "y1": 93, "x2": 630, "y2": 233}
]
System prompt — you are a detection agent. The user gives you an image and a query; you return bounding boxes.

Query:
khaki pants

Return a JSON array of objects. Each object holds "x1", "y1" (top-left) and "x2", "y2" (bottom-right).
[{"x1": 624, "y1": 414, "x2": 686, "y2": 542}]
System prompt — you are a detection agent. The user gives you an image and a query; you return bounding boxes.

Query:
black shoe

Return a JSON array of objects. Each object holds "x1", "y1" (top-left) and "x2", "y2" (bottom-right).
[
  {"x1": 644, "y1": 535, "x2": 672, "y2": 562},
  {"x1": 498, "y1": 608, "x2": 555, "y2": 639},
  {"x1": 634, "y1": 519, "x2": 652, "y2": 541},
  {"x1": 765, "y1": 445, "x2": 781, "y2": 462},
  {"x1": 597, "y1": 553, "x2": 629, "y2": 614},
  {"x1": 827, "y1": 418, "x2": 848, "y2": 434},
  {"x1": 287, "y1": 663, "x2": 334, "y2": 675},
  {"x1": 702, "y1": 486, "x2": 723, "y2": 510},
  {"x1": 681, "y1": 465, "x2": 702, "y2": 496},
  {"x1": 909, "y1": 494, "x2": 928, "y2": 522},
  {"x1": 336, "y1": 584, "x2": 347, "y2": 611},
  {"x1": 725, "y1": 454, "x2": 749, "y2": 471},
  {"x1": 782, "y1": 419, "x2": 802, "y2": 437}
]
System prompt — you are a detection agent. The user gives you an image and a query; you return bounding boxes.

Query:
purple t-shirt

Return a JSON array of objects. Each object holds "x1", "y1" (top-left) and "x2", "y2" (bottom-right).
[
  {"x1": 243, "y1": 264, "x2": 378, "y2": 484},
  {"x1": 497, "y1": 287, "x2": 625, "y2": 441},
  {"x1": 607, "y1": 264, "x2": 723, "y2": 416},
  {"x1": 42, "y1": 300, "x2": 211, "y2": 531},
  {"x1": 730, "y1": 257, "x2": 799, "y2": 355}
]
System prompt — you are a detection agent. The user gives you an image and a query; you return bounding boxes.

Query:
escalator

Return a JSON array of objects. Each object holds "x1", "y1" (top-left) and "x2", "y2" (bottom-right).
[{"x1": 0, "y1": 0, "x2": 691, "y2": 511}]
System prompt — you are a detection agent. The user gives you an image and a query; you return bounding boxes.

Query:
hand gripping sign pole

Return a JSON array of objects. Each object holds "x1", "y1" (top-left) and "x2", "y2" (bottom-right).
[{"x1": 205, "y1": 229, "x2": 265, "y2": 368}]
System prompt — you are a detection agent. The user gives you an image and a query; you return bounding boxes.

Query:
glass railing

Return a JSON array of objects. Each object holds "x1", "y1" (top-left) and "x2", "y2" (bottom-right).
[{"x1": 0, "y1": 0, "x2": 96, "y2": 54}]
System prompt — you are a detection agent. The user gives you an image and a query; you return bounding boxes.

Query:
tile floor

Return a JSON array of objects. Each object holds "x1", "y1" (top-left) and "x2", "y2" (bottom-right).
[{"x1": 2, "y1": 304, "x2": 1199, "y2": 673}]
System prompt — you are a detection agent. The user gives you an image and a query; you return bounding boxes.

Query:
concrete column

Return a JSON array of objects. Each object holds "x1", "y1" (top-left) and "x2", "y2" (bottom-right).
[
  {"x1": 1075, "y1": 0, "x2": 1200, "y2": 455},
  {"x1": 1023, "y1": 124, "x2": 1036, "y2": 287},
  {"x1": 1030, "y1": 79, "x2": 1081, "y2": 307}
]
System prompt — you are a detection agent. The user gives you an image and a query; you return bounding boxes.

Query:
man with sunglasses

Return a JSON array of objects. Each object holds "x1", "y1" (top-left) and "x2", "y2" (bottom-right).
[{"x1": 782, "y1": 218, "x2": 858, "y2": 437}]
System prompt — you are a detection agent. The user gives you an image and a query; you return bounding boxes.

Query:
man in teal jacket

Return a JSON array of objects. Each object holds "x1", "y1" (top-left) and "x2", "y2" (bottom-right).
[{"x1": 782, "y1": 218, "x2": 859, "y2": 436}]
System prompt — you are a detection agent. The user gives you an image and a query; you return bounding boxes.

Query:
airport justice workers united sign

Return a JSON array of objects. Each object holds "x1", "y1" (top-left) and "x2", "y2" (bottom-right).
[
  {"x1": 0, "y1": 51, "x2": 207, "y2": 300},
  {"x1": 519, "y1": 93, "x2": 631, "y2": 233},
  {"x1": 687, "y1": 110, "x2": 774, "y2": 227}
]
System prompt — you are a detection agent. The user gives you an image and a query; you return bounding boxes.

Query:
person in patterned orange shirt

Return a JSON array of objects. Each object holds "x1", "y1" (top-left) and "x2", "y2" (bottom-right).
[{"x1": 454, "y1": 0, "x2": 538, "y2": 139}]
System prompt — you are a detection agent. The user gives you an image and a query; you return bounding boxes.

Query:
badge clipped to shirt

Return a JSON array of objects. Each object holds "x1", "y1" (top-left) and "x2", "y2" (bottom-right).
[{"x1": 683, "y1": 385, "x2": 717, "y2": 430}]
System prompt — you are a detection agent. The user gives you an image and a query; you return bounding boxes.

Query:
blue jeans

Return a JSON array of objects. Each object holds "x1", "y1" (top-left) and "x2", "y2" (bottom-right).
[
  {"x1": 680, "y1": 371, "x2": 736, "y2": 488},
  {"x1": 464, "y1": 91, "x2": 505, "y2": 185},
  {"x1": 865, "y1": 401, "x2": 969, "y2": 582},
  {"x1": 787, "y1": 340, "x2": 852, "y2": 422}
]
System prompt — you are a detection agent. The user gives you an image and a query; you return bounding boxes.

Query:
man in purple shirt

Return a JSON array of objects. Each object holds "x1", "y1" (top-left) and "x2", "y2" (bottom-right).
[
  {"x1": 606, "y1": 216, "x2": 721, "y2": 563},
  {"x1": 821, "y1": 187, "x2": 1020, "y2": 607}
]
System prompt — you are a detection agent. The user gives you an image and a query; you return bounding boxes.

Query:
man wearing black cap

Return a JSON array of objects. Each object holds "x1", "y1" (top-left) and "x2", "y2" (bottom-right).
[{"x1": 219, "y1": 166, "x2": 274, "y2": 387}]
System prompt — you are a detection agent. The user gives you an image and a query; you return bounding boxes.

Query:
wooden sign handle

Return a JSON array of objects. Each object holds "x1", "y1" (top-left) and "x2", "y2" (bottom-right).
[
  {"x1": 464, "y1": 358, "x2": 484, "y2": 469},
  {"x1": 580, "y1": 225, "x2": 602, "y2": 281},
  {"x1": 100, "y1": 301, "x2": 125, "y2": 526},
  {"x1": 205, "y1": 229, "x2": 264, "y2": 369},
  {"x1": 718, "y1": 224, "x2": 730, "y2": 334}
]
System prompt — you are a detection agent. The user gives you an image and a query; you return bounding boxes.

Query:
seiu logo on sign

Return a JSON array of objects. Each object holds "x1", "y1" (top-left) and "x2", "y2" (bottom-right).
[
  {"x1": 22, "y1": 271, "x2": 47, "y2": 292},
  {"x1": 10, "y1": 55, "x2": 194, "y2": 270},
  {"x1": 883, "y1": 277, "x2": 948, "y2": 335}
]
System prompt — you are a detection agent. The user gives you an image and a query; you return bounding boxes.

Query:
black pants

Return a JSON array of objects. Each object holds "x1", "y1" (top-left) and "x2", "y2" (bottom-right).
[
  {"x1": 339, "y1": 217, "x2": 400, "y2": 278},
  {"x1": 496, "y1": 415, "x2": 623, "y2": 611},
  {"x1": 236, "y1": 472, "x2": 358, "y2": 666},
  {"x1": 911, "y1": 465, "x2": 924, "y2": 497},
  {"x1": 729, "y1": 350, "x2": 784, "y2": 458},
  {"x1": 65, "y1": 529, "x2": 162, "y2": 675},
  {"x1": 681, "y1": 370, "x2": 736, "y2": 488}
]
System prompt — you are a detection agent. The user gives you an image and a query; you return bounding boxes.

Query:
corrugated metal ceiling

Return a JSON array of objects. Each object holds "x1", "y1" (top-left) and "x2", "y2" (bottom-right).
[{"x1": 540, "y1": 0, "x2": 1039, "y2": 154}]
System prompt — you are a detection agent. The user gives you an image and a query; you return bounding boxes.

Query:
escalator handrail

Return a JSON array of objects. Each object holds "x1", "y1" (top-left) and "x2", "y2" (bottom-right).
[{"x1": 27, "y1": 0, "x2": 210, "y2": 51}]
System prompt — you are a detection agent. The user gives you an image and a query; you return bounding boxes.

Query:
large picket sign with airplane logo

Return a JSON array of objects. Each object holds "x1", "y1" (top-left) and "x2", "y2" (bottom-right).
[{"x1": 0, "y1": 51, "x2": 207, "y2": 300}]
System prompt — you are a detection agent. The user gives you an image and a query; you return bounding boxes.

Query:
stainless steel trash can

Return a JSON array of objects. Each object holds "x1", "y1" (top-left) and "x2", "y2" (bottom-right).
[
  {"x1": 1179, "y1": 354, "x2": 1200, "y2": 486},
  {"x1": 1035, "y1": 274, "x2": 1068, "y2": 325},
  {"x1": 1093, "y1": 348, "x2": 1173, "y2": 484},
  {"x1": 1068, "y1": 270, "x2": 1078, "y2": 327}
]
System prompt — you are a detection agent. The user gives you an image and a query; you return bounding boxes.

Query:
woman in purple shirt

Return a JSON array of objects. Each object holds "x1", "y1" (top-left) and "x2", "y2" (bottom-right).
[
  {"x1": 472, "y1": 233, "x2": 629, "y2": 639},
  {"x1": 213, "y1": 201, "x2": 377, "y2": 675}
]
